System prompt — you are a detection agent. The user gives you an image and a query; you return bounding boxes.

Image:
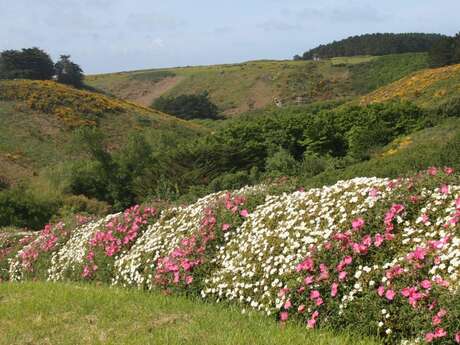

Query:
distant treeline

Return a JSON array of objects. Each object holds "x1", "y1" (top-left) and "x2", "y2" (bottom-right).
[{"x1": 295, "y1": 33, "x2": 447, "y2": 60}]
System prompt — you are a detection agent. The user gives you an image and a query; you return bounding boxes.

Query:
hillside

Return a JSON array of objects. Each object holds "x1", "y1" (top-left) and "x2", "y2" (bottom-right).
[
  {"x1": 0, "y1": 80, "x2": 205, "y2": 183},
  {"x1": 86, "y1": 53, "x2": 428, "y2": 116},
  {"x1": 361, "y1": 63, "x2": 460, "y2": 107}
]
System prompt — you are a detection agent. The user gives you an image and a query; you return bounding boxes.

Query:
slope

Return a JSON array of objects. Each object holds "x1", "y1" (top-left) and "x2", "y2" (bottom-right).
[
  {"x1": 0, "y1": 80, "x2": 206, "y2": 183},
  {"x1": 360, "y1": 63, "x2": 460, "y2": 107},
  {"x1": 86, "y1": 53, "x2": 428, "y2": 116}
]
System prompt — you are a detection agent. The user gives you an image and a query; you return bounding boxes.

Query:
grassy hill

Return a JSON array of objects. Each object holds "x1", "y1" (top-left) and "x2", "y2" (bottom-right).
[
  {"x1": 0, "y1": 80, "x2": 205, "y2": 183},
  {"x1": 361, "y1": 63, "x2": 460, "y2": 107},
  {"x1": 86, "y1": 53, "x2": 428, "y2": 116}
]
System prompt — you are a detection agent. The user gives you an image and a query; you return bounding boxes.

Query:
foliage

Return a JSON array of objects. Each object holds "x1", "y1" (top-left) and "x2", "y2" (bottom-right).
[
  {"x1": 68, "y1": 128, "x2": 155, "y2": 210},
  {"x1": 265, "y1": 148, "x2": 300, "y2": 177},
  {"x1": 4, "y1": 169, "x2": 460, "y2": 344},
  {"x1": 0, "y1": 185, "x2": 59, "y2": 230},
  {"x1": 0, "y1": 47, "x2": 55, "y2": 80},
  {"x1": 300, "y1": 118, "x2": 460, "y2": 189},
  {"x1": 299, "y1": 33, "x2": 447, "y2": 60},
  {"x1": 55, "y1": 55, "x2": 84, "y2": 88},
  {"x1": 152, "y1": 92, "x2": 219, "y2": 120},
  {"x1": 349, "y1": 53, "x2": 429, "y2": 93},
  {"x1": 428, "y1": 33, "x2": 460, "y2": 68}
]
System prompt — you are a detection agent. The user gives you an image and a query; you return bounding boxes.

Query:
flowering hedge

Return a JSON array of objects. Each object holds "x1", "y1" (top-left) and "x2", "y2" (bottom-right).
[
  {"x1": 4, "y1": 168, "x2": 460, "y2": 344},
  {"x1": 113, "y1": 185, "x2": 267, "y2": 291}
]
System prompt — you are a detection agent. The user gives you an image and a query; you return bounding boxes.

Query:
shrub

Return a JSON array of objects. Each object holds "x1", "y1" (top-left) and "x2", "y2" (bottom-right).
[
  {"x1": 152, "y1": 92, "x2": 219, "y2": 120},
  {"x1": 265, "y1": 148, "x2": 300, "y2": 177},
  {"x1": 0, "y1": 186, "x2": 59, "y2": 230}
]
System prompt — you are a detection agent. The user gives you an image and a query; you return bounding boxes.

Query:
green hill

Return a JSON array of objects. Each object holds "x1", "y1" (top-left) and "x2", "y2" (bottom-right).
[
  {"x1": 86, "y1": 53, "x2": 428, "y2": 116},
  {"x1": 0, "y1": 80, "x2": 205, "y2": 183}
]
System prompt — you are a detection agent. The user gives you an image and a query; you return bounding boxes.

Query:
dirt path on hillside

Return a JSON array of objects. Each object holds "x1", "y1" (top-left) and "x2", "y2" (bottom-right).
[{"x1": 129, "y1": 76, "x2": 185, "y2": 106}]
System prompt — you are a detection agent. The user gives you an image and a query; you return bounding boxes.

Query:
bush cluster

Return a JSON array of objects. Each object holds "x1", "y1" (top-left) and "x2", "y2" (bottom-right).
[{"x1": 4, "y1": 169, "x2": 460, "y2": 344}]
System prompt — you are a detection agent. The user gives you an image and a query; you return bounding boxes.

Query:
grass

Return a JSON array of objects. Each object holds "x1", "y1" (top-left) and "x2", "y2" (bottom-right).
[
  {"x1": 0, "y1": 282, "x2": 380, "y2": 345},
  {"x1": 86, "y1": 54, "x2": 428, "y2": 116}
]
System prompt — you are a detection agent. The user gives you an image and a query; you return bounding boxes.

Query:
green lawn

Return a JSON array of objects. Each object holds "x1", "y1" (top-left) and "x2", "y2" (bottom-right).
[{"x1": 0, "y1": 282, "x2": 380, "y2": 345}]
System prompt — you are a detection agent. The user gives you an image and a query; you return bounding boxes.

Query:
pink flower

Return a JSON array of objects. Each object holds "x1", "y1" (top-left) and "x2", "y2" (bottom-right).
[
  {"x1": 284, "y1": 300, "x2": 292, "y2": 309},
  {"x1": 425, "y1": 333, "x2": 435, "y2": 342},
  {"x1": 278, "y1": 288, "x2": 289, "y2": 297},
  {"x1": 296, "y1": 257, "x2": 314, "y2": 272},
  {"x1": 307, "y1": 318, "x2": 317, "y2": 328},
  {"x1": 82, "y1": 265, "x2": 92, "y2": 278},
  {"x1": 377, "y1": 285, "x2": 385, "y2": 297},
  {"x1": 297, "y1": 304, "x2": 305, "y2": 313},
  {"x1": 444, "y1": 167, "x2": 454, "y2": 175},
  {"x1": 304, "y1": 276, "x2": 314, "y2": 285},
  {"x1": 344, "y1": 256, "x2": 353, "y2": 265},
  {"x1": 421, "y1": 280, "x2": 432, "y2": 289},
  {"x1": 428, "y1": 167, "x2": 438, "y2": 176},
  {"x1": 385, "y1": 289, "x2": 395, "y2": 301},
  {"x1": 432, "y1": 315, "x2": 442, "y2": 326},
  {"x1": 222, "y1": 223, "x2": 231, "y2": 232},
  {"x1": 352, "y1": 218, "x2": 365, "y2": 230},
  {"x1": 374, "y1": 233, "x2": 384, "y2": 247},
  {"x1": 437, "y1": 309, "x2": 447, "y2": 318},
  {"x1": 369, "y1": 188, "x2": 379, "y2": 197},
  {"x1": 319, "y1": 264, "x2": 329, "y2": 280},
  {"x1": 440, "y1": 184, "x2": 450, "y2": 195},
  {"x1": 338, "y1": 271, "x2": 347, "y2": 281},
  {"x1": 315, "y1": 297, "x2": 323, "y2": 306},
  {"x1": 280, "y1": 311, "x2": 289, "y2": 321},
  {"x1": 421, "y1": 213, "x2": 430, "y2": 224},
  {"x1": 435, "y1": 277, "x2": 450, "y2": 288},
  {"x1": 185, "y1": 275, "x2": 193, "y2": 285},
  {"x1": 434, "y1": 328, "x2": 447, "y2": 338},
  {"x1": 331, "y1": 282, "x2": 338, "y2": 297},
  {"x1": 310, "y1": 290, "x2": 321, "y2": 300},
  {"x1": 455, "y1": 332, "x2": 460, "y2": 343},
  {"x1": 239, "y1": 209, "x2": 249, "y2": 218}
]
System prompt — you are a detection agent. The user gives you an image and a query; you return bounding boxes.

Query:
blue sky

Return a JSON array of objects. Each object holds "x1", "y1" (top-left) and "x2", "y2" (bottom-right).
[{"x1": 1, "y1": 0, "x2": 459, "y2": 74}]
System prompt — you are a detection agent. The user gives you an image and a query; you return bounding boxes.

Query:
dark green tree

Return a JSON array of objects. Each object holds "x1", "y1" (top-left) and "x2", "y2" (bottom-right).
[
  {"x1": 428, "y1": 37, "x2": 456, "y2": 67},
  {"x1": 0, "y1": 47, "x2": 55, "y2": 80},
  {"x1": 55, "y1": 55, "x2": 84, "y2": 87},
  {"x1": 152, "y1": 91, "x2": 219, "y2": 120}
]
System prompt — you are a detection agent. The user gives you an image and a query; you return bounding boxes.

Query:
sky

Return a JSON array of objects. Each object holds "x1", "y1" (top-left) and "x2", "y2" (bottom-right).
[{"x1": 1, "y1": 0, "x2": 459, "y2": 74}]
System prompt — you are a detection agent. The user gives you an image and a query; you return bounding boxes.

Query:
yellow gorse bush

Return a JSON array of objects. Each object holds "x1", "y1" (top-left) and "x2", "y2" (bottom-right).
[
  {"x1": 361, "y1": 63, "x2": 460, "y2": 105},
  {"x1": 0, "y1": 80, "x2": 129, "y2": 127}
]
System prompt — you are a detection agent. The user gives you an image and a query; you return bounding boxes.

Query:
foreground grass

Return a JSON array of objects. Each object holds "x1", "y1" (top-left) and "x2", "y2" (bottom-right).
[{"x1": 0, "y1": 282, "x2": 380, "y2": 345}]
